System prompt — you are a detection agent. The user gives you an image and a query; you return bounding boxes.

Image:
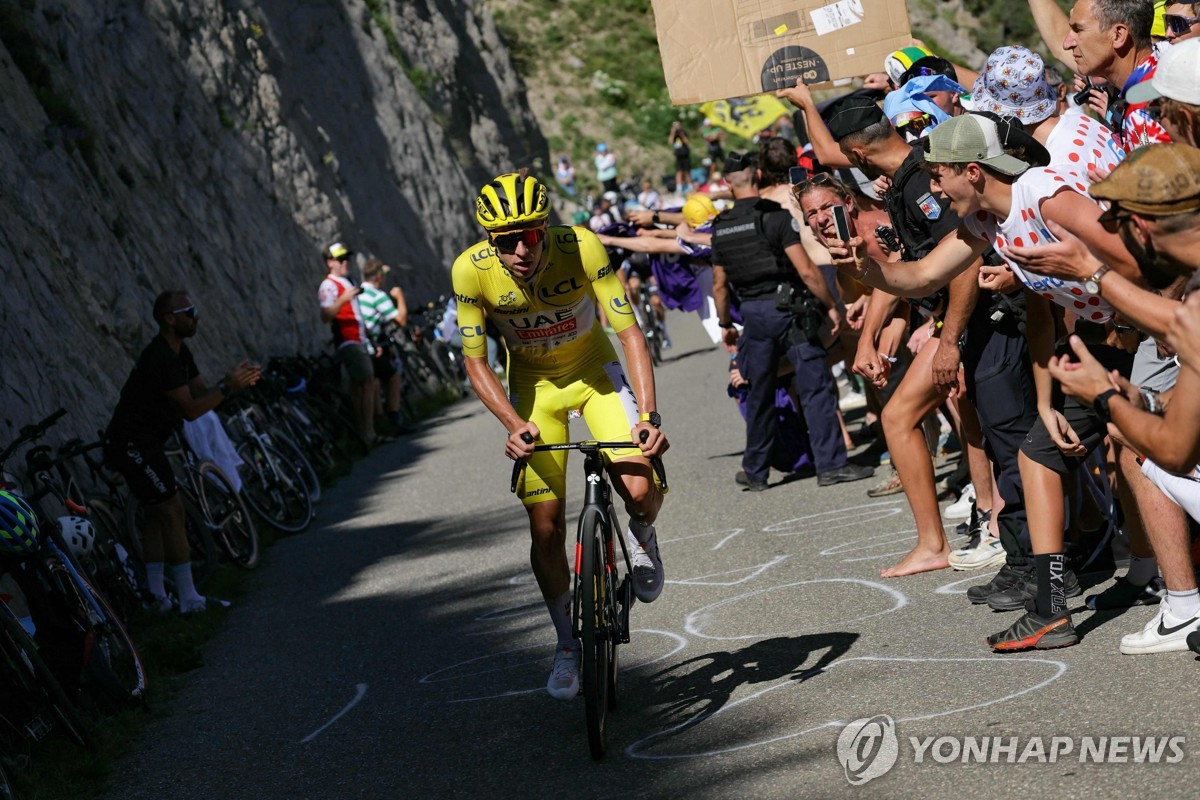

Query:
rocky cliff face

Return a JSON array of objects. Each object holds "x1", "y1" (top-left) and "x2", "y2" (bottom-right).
[{"x1": 0, "y1": 0, "x2": 545, "y2": 440}]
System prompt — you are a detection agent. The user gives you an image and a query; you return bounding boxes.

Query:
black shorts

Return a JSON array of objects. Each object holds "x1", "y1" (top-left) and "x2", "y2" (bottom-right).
[
  {"x1": 1018, "y1": 334, "x2": 1135, "y2": 474},
  {"x1": 674, "y1": 150, "x2": 691, "y2": 173},
  {"x1": 104, "y1": 439, "x2": 177, "y2": 505},
  {"x1": 373, "y1": 351, "x2": 397, "y2": 380}
]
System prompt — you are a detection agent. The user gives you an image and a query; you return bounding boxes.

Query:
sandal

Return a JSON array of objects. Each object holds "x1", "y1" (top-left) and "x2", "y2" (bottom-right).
[{"x1": 866, "y1": 468, "x2": 904, "y2": 497}]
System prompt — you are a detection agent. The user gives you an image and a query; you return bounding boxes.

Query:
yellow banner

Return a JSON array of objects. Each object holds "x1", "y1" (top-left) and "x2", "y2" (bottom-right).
[{"x1": 700, "y1": 95, "x2": 792, "y2": 139}]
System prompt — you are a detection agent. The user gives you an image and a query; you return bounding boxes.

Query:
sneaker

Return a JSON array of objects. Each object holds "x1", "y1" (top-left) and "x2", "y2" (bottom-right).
[
  {"x1": 145, "y1": 594, "x2": 174, "y2": 614},
  {"x1": 661, "y1": 333, "x2": 672, "y2": 350},
  {"x1": 987, "y1": 609, "x2": 1078, "y2": 651},
  {"x1": 838, "y1": 391, "x2": 868, "y2": 412},
  {"x1": 735, "y1": 470, "x2": 768, "y2": 491},
  {"x1": 949, "y1": 536, "x2": 1007, "y2": 571},
  {"x1": 865, "y1": 468, "x2": 903, "y2": 497},
  {"x1": 986, "y1": 569, "x2": 1081, "y2": 612},
  {"x1": 966, "y1": 563, "x2": 1030, "y2": 605},
  {"x1": 629, "y1": 529, "x2": 665, "y2": 603},
  {"x1": 547, "y1": 642, "x2": 581, "y2": 700},
  {"x1": 817, "y1": 464, "x2": 875, "y2": 486},
  {"x1": 1085, "y1": 576, "x2": 1166, "y2": 611},
  {"x1": 179, "y1": 596, "x2": 232, "y2": 614},
  {"x1": 1119, "y1": 605, "x2": 1200, "y2": 654},
  {"x1": 944, "y1": 484, "x2": 976, "y2": 520}
]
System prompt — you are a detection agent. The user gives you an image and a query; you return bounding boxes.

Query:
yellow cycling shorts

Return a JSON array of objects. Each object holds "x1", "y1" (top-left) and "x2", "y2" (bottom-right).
[{"x1": 510, "y1": 358, "x2": 641, "y2": 505}]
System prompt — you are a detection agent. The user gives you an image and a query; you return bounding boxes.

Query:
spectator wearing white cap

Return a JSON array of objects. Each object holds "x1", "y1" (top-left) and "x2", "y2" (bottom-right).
[{"x1": 1126, "y1": 37, "x2": 1200, "y2": 145}]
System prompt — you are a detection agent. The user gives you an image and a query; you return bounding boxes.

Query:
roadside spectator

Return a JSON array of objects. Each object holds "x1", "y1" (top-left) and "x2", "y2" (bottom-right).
[
  {"x1": 669, "y1": 121, "x2": 692, "y2": 193},
  {"x1": 595, "y1": 143, "x2": 618, "y2": 194},
  {"x1": 1163, "y1": 1, "x2": 1200, "y2": 42},
  {"x1": 555, "y1": 156, "x2": 576, "y2": 196},
  {"x1": 317, "y1": 241, "x2": 380, "y2": 448},
  {"x1": 637, "y1": 179, "x2": 662, "y2": 211},
  {"x1": 104, "y1": 290, "x2": 259, "y2": 613},
  {"x1": 704, "y1": 118, "x2": 725, "y2": 169},
  {"x1": 360, "y1": 257, "x2": 412, "y2": 435}
]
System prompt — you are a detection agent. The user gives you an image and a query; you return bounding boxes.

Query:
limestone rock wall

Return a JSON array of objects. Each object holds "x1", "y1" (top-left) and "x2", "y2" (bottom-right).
[{"x1": 0, "y1": 0, "x2": 545, "y2": 442}]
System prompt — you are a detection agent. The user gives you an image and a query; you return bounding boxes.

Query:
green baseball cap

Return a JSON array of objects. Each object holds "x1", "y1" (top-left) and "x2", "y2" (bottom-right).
[{"x1": 923, "y1": 114, "x2": 1031, "y2": 177}]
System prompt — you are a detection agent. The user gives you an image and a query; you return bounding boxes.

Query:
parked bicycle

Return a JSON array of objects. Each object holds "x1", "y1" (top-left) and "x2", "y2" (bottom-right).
[{"x1": 511, "y1": 433, "x2": 667, "y2": 759}]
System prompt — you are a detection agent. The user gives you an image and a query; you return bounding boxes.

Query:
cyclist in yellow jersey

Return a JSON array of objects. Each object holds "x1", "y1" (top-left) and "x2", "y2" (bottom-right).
[{"x1": 451, "y1": 170, "x2": 670, "y2": 701}]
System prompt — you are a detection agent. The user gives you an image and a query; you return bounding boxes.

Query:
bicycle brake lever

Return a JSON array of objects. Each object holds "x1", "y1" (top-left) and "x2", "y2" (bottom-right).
[
  {"x1": 510, "y1": 432, "x2": 536, "y2": 494},
  {"x1": 636, "y1": 430, "x2": 669, "y2": 493}
]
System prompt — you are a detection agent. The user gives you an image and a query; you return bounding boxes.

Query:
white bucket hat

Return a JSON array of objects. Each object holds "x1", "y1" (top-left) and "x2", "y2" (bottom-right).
[{"x1": 970, "y1": 46, "x2": 1056, "y2": 124}]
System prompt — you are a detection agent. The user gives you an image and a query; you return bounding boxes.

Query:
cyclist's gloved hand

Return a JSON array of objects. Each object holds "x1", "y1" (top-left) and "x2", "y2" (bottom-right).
[
  {"x1": 506, "y1": 422, "x2": 540, "y2": 461},
  {"x1": 632, "y1": 423, "x2": 669, "y2": 458}
]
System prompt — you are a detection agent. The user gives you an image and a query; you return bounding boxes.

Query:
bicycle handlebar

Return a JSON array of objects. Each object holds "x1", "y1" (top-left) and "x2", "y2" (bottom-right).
[
  {"x1": 509, "y1": 431, "x2": 669, "y2": 494},
  {"x1": 0, "y1": 408, "x2": 67, "y2": 466}
]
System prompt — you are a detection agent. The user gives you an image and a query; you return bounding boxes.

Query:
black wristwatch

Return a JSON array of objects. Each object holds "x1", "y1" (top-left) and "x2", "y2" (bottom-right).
[
  {"x1": 652, "y1": 211, "x2": 661, "y2": 224},
  {"x1": 1093, "y1": 388, "x2": 1120, "y2": 423},
  {"x1": 218, "y1": 381, "x2": 231, "y2": 396},
  {"x1": 640, "y1": 411, "x2": 662, "y2": 428}
]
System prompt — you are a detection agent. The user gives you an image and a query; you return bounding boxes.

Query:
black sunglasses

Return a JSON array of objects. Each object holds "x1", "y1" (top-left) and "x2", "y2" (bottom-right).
[{"x1": 170, "y1": 305, "x2": 197, "y2": 320}]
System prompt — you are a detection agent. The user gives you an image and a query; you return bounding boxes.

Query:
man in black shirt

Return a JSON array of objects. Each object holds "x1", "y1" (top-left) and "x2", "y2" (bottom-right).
[
  {"x1": 711, "y1": 151, "x2": 874, "y2": 491},
  {"x1": 105, "y1": 290, "x2": 259, "y2": 613}
]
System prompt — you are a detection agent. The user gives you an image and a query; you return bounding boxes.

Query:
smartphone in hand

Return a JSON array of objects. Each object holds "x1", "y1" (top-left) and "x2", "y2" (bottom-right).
[{"x1": 831, "y1": 205, "x2": 852, "y2": 242}]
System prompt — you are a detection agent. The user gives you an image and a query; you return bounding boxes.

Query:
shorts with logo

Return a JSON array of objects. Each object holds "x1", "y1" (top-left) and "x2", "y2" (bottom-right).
[
  {"x1": 104, "y1": 439, "x2": 178, "y2": 504},
  {"x1": 510, "y1": 357, "x2": 641, "y2": 505},
  {"x1": 337, "y1": 343, "x2": 373, "y2": 383}
]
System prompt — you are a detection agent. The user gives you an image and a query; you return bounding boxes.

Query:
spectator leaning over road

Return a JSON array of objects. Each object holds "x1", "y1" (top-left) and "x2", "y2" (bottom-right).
[
  {"x1": 1008, "y1": 143, "x2": 1200, "y2": 653},
  {"x1": 710, "y1": 150, "x2": 873, "y2": 492},
  {"x1": 595, "y1": 143, "x2": 618, "y2": 195},
  {"x1": 318, "y1": 241, "x2": 380, "y2": 449},
  {"x1": 103, "y1": 290, "x2": 259, "y2": 613},
  {"x1": 452, "y1": 170, "x2": 668, "y2": 700},
  {"x1": 1028, "y1": 0, "x2": 1171, "y2": 150},
  {"x1": 826, "y1": 97, "x2": 1000, "y2": 580},
  {"x1": 826, "y1": 113, "x2": 1145, "y2": 651},
  {"x1": 360, "y1": 257, "x2": 411, "y2": 435}
]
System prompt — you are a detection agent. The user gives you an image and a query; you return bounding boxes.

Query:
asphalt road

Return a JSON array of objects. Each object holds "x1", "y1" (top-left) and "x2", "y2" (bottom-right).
[{"x1": 106, "y1": 314, "x2": 1200, "y2": 799}]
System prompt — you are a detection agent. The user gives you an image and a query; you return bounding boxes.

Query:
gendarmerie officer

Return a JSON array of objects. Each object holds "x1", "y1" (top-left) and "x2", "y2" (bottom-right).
[{"x1": 711, "y1": 150, "x2": 875, "y2": 491}]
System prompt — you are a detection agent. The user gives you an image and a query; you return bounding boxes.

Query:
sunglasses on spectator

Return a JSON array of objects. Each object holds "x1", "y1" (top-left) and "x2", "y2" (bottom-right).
[
  {"x1": 1164, "y1": 13, "x2": 1200, "y2": 36},
  {"x1": 899, "y1": 66, "x2": 943, "y2": 85},
  {"x1": 171, "y1": 305, "x2": 198, "y2": 320},
  {"x1": 894, "y1": 112, "x2": 933, "y2": 138},
  {"x1": 491, "y1": 227, "x2": 547, "y2": 252},
  {"x1": 795, "y1": 173, "x2": 836, "y2": 190}
]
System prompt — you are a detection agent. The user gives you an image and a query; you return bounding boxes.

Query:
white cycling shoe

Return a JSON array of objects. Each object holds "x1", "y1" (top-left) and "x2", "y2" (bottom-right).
[{"x1": 546, "y1": 641, "x2": 581, "y2": 699}]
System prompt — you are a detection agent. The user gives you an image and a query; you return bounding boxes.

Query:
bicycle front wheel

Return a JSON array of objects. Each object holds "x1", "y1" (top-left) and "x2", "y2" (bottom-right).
[
  {"x1": 578, "y1": 508, "x2": 610, "y2": 760},
  {"x1": 0, "y1": 607, "x2": 92, "y2": 749},
  {"x1": 70, "y1": 571, "x2": 147, "y2": 710},
  {"x1": 196, "y1": 463, "x2": 259, "y2": 569},
  {"x1": 236, "y1": 443, "x2": 314, "y2": 534}
]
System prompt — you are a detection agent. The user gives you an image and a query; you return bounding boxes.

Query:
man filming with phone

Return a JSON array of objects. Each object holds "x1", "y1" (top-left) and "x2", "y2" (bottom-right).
[{"x1": 711, "y1": 145, "x2": 874, "y2": 492}]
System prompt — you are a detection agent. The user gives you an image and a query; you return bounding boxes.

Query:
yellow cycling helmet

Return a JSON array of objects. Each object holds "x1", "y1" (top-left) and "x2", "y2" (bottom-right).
[
  {"x1": 682, "y1": 194, "x2": 717, "y2": 228},
  {"x1": 475, "y1": 171, "x2": 550, "y2": 231}
]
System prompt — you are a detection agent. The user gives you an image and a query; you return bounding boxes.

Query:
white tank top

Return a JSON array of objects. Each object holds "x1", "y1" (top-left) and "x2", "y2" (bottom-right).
[{"x1": 962, "y1": 167, "x2": 1114, "y2": 323}]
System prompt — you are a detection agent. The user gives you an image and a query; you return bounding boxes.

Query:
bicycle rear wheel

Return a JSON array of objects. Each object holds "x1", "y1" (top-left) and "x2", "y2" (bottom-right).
[
  {"x1": 578, "y1": 508, "x2": 609, "y2": 760},
  {"x1": 197, "y1": 463, "x2": 259, "y2": 568}
]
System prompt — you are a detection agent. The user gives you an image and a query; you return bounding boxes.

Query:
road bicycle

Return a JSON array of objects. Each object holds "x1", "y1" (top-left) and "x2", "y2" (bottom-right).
[
  {"x1": 511, "y1": 434, "x2": 667, "y2": 759},
  {"x1": 630, "y1": 282, "x2": 667, "y2": 367},
  {"x1": 224, "y1": 406, "x2": 313, "y2": 534}
]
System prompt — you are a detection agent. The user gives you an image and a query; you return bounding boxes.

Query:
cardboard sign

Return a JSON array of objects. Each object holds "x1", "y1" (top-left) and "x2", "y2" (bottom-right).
[{"x1": 651, "y1": 0, "x2": 913, "y2": 105}]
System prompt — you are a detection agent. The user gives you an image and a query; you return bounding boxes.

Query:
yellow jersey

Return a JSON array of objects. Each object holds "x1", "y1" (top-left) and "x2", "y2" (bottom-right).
[{"x1": 451, "y1": 226, "x2": 637, "y2": 375}]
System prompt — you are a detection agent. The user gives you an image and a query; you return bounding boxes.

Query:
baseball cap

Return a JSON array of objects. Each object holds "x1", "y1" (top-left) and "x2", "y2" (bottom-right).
[
  {"x1": 884, "y1": 45, "x2": 935, "y2": 86},
  {"x1": 923, "y1": 113, "x2": 1034, "y2": 176},
  {"x1": 825, "y1": 96, "x2": 889, "y2": 141},
  {"x1": 1090, "y1": 143, "x2": 1200, "y2": 216},
  {"x1": 1126, "y1": 38, "x2": 1200, "y2": 105},
  {"x1": 596, "y1": 143, "x2": 608, "y2": 153},
  {"x1": 899, "y1": 56, "x2": 958, "y2": 87},
  {"x1": 970, "y1": 46, "x2": 1057, "y2": 124},
  {"x1": 322, "y1": 241, "x2": 351, "y2": 260}
]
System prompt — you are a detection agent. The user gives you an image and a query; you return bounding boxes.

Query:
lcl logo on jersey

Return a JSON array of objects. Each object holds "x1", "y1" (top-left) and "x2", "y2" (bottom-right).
[
  {"x1": 537, "y1": 277, "x2": 583, "y2": 306},
  {"x1": 610, "y1": 294, "x2": 634, "y2": 316}
]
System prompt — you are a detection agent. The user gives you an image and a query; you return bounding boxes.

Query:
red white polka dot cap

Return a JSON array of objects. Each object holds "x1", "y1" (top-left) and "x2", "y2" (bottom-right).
[{"x1": 970, "y1": 45, "x2": 1056, "y2": 125}]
